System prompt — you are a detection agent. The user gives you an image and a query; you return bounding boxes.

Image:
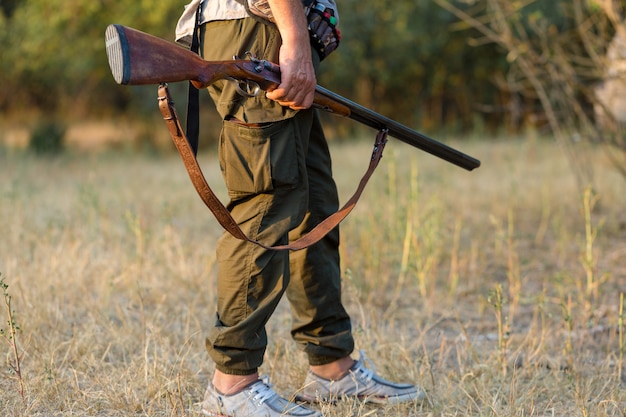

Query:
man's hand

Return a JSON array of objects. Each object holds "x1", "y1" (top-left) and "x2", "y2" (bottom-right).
[{"x1": 265, "y1": 0, "x2": 316, "y2": 110}]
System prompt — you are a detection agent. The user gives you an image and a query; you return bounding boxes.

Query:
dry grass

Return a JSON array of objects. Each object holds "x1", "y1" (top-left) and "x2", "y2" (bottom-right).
[{"x1": 0, "y1": 133, "x2": 625, "y2": 416}]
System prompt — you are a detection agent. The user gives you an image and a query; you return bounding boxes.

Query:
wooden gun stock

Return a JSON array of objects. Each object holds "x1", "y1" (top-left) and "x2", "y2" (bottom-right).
[
  {"x1": 105, "y1": 24, "x2": 278, "y2": 89},
  {"x1": 105, "y1": 24, "x2": 480, "y2": 171}
]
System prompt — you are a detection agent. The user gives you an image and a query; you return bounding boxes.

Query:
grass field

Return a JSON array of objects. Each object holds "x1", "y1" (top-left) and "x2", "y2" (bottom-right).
[{"x1": 1, "y1": 134, "x2": 625, "y2": 416}]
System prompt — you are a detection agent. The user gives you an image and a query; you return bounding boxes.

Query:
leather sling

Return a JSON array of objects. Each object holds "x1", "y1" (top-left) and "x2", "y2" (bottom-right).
[{"x1": 157, "y1": 83, "x2": 387, "y2": 251}]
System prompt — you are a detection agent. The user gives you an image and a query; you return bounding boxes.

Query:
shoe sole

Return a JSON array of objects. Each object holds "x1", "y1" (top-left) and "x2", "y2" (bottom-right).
[
  {"x1": 295, "y1": 390, "x2": 425, "y2": 405},
  {"x1": 202, "y1": 404, "x2": 322, "y2": 417},
  {"x1": 201, "y1": 411, "x2": 228, "y2": 417}
]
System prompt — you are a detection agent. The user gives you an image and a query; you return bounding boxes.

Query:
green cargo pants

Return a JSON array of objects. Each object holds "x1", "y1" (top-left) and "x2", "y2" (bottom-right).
[{"x1": 201, "y1": 17, "x2": 354, "y2": 376}]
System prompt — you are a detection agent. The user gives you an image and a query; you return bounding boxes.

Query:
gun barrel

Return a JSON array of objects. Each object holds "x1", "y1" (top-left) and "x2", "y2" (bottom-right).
[{"x1": 315, "y1": 86, "x2": 481, "y2": 171}]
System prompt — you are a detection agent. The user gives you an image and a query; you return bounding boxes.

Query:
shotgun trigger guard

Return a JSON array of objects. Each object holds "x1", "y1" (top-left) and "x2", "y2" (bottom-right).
[{"x1": 228, "y1": 77, "x2": 261, "y2": 98}]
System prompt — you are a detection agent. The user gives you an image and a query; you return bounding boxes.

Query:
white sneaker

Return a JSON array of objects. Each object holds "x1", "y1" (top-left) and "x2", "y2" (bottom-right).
[
  {"x1": 296, "y1": 350, "x2": 425, "y2": 405},
  {"x1": 201, "y1": 378, "x2": 322, "y2": 417}
]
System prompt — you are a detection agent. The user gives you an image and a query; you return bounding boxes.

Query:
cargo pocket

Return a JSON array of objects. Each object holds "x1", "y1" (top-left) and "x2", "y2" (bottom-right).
[{"x1": 219, "y1": 119, "x2": 299, "y2": 197}]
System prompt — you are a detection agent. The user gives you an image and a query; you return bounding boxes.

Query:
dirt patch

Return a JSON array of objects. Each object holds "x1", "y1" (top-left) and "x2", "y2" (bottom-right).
[
  {"x1": 1, "y1": 120, "x2": 173, "y2": 151},
  {"x1": 64, "y1": 121, "x2": 140, "y2": 151},
  {"x1": 2, "y1": 127, "x2": 29, "y2": 148}
]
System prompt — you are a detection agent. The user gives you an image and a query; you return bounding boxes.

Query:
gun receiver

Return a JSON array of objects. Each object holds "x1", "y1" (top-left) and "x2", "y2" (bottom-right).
[{"x1": 105, "y1": 24, "x2": 480, "y2": 171}]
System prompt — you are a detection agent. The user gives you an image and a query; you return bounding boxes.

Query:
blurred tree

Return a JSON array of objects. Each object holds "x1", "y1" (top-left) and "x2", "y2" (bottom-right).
[
  {"x1": 324, "y1": 0, "x2": 508, "y2": 134},
  {"x1": 0, "y1": 0, "x2": 19, "y2": 18},
  {"x1": 436, "y1": 0, "x2": 625, "y2": 186},
  {"x1": 8, "y1": 0, "x2": 596, "y2": 139},
  {"x1": 0, "y1": 0, "x2": 183, "y2": 117},
  {"x1": 1, "y1": 0, "x2": 513, "y2": 135}
]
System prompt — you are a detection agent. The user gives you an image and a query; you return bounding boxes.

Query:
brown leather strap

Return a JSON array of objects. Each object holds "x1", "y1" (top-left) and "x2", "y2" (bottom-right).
[{"x1": 157, "y1": 83, "x2": 387, "y2": 251}]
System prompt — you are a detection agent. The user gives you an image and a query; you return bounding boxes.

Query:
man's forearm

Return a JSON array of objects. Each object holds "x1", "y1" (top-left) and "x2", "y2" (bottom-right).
[
  {"x1": 267, "y1": 0, "x2": 310, "y2": 47},
  {"x1": 265, "y1": 0, "x2": 316, "y2": 109}
]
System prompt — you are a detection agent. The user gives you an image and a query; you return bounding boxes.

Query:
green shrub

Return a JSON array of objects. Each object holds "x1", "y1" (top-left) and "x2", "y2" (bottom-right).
[{"x1": 28, "y1": 120, "x2": 66, "y2": 154}]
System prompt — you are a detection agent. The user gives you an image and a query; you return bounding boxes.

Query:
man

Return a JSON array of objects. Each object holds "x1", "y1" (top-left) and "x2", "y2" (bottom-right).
[{"x1": 176, "y1": 1, "x2": 425, "y2": 415}]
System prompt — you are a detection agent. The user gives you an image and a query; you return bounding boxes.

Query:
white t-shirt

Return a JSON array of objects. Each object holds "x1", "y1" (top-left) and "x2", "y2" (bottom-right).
[{"x1": 175, "y1": 0, "x2": 248, "y2": 47}]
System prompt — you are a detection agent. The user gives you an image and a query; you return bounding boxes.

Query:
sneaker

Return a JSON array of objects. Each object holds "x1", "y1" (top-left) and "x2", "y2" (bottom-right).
[
  {"x1": 296, "y1": 350, "x2": 425, "y2": 405},
  {"x1": 200, "y1": 378, "x2": 322, "y2": 417}
]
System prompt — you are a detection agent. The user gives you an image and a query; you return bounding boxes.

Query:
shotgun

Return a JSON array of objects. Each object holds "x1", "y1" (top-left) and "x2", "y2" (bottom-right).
[{"x1": 105, "y1": 24, "x2": 480, "y2": 171}]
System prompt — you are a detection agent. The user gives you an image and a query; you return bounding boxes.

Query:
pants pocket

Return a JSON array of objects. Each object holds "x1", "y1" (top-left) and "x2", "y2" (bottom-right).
[{"x1": 219, "y1": 119, "x2": 299, "y2": 196}]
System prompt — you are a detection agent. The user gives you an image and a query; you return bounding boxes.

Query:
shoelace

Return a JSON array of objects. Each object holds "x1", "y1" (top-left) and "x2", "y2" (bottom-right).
[
  {"x1": 249, "y1": 379, "x2": 277, "y2": 405},
  {"x1": 353, "y1": 350, "x2": 375, "y2": 383}
]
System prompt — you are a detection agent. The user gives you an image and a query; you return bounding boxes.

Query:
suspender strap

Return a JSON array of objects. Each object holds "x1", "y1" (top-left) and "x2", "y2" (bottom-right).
[{"x1": 157, "y1": 83, "x2": 387, "y2": 251}]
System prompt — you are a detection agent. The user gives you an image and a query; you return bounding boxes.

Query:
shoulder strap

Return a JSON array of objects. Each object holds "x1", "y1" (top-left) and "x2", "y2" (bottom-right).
[
  {"x1": 157, "y1": 83, "x2": 387, "y2": 251},
  {"x1": 185, "y1": 2, "x2": 202, "y2": 156}
]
